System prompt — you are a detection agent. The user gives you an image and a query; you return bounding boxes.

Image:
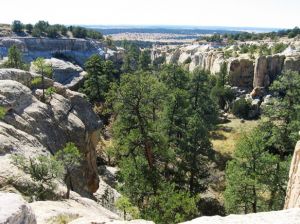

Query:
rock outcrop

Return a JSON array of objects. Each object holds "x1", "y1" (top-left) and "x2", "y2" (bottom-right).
[
  {"x1": 154, "y1": 44, "x2": 300, "y2": 90},
  {"x1": 228, "y1": 58, "x2": 254, "y2": 88},
  {"x1": 285, "y1": 141, "x2": 300, "y2": 209},
  {"x1": 253, "y1": 55, "x2": 285, "y2": 88},
  {"x1": 180, "y1": 208, "x2": 300, "y2": 224},
  {"x1": 0, "y1": 69, "x2": 100, "y2": 196},
  {"x1": 30, "y1": 58, "x2": 87, "y2": 90},
  {"x1": 0, "y1": 192, "x2": 36, "y2": 224}
]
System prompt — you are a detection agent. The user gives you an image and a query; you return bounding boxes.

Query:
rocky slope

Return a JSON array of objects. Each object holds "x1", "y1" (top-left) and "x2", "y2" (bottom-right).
[
  {"x1": 0, "y1": 192, "x2": 153, "y2": 224},
  {"x1": 0, "y1": 68, "x2": 100, "y2": 196},
  {"x1": 152, "y1": 41, "x2": 300, "y2": 90}
]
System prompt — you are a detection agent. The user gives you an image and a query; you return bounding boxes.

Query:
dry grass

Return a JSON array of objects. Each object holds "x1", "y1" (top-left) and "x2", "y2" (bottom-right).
[{"x1": 211, "y1": 116, "x2": 259, "y2": 155}]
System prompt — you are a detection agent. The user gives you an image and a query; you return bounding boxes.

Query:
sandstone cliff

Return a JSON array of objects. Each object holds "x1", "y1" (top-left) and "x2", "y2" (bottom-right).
[
  {"x1": 285, "y1": 141, "x2": 300, "y2": 209},
  {"x1": 0, "y1": 69, "x2": 100, "y2": 196},
  {"x1": 153, "y1": 43, "x2": 300, "y2": 89},
  {"x1": 0, "y1": 37, "x2": 119, "y2": 66}
]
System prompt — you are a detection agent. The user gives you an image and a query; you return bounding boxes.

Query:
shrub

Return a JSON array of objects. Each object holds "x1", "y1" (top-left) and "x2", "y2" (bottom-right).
[
  {"x1": 115, "y1": 196, "x2": 140, "y2": 220},
  {"x1": 31, "y1": 77, "x2": 42, "y2": 87},
  {"x1": 0, "y1": 106, "x2": 7, "y2": 120},
  {"x1": 232, "y1": 98, "x2": 251, "y2": 119},
  {"x1": 11, "y1": 154, "x2": 64, "y2": 200}
]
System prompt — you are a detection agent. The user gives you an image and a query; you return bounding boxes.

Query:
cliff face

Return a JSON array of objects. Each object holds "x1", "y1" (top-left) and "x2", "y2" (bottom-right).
[
  {"x1": 154, "y1": 44, "x2": 300, "y2": 89},
  {"x1": 0, "y1": 37, "x2": 119, "y2": 66},
  {"x1": 285, "y1": 141, "x2": 300, "y2": 209},
  {"x1": 0, "y1": 69, "x2": 100, "y2": 196}
]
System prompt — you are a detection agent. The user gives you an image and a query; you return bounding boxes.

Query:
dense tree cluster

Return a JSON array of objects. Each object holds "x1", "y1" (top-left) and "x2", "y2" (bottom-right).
[
  {"x1": 11, "y1": 20, "x2": 103, "y2": 39},
  {"x1": 225, "y1": 70, "x2": 300, "y2": 214},
  {"x1": 104, "y1": 63, "x2": 218, "y2": 223}
]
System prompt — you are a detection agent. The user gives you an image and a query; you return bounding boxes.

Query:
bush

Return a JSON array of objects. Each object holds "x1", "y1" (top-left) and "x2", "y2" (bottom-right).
[
  {"x1": 0, "y1": 106, "x2": 7, "y2": 120},
  {"x1": 25, "y1": 24, "x2": 33, "y2": 34},
  {"x1": 11, "y1": 154, "x2": 64, "y2": 200},
  {"x1": 232, "y1": 98, "x2": 251, "y2": 119}
]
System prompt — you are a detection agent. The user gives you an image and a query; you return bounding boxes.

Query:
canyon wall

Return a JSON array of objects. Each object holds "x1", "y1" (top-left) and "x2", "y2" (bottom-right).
[
  {"x1": 0, "y1": 37, "x2": 119, "y2": 66},
  {"x1": 285, "y1": 141, "x2": 300, "y2": 209},
  {"x1": 153, "y1": 44, "x2": 300, "y2": 89}
]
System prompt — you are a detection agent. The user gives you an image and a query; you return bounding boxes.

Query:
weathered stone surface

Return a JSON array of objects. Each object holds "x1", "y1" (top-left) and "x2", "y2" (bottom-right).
[
  {"x1": 0, "y1": 69, "x2": 32, "y2": 86},
  {"x1": 283, "y1": 55, "x2": 300, "y2": 72},
  {"x1": 30, "y1": 58, "x2": 87, "y2": 90},
  {"x1": 253, "y1": 55, "x2": 285, "y2": 88},
  {"x1": 0, "y1": 76, "x2": 100, "y2": 196},
  {"x1": 30, "y1": 192, "x2": 153, "y2": 224},
  {"x1": 180, "y1": 208, "x2": 300, "y2": 224},
  {"x1": 228, "y1": 58, "x2": 254, "y2": 88},
  {"x1": 0, "y1": 192, "x2": 36, "y2": 224},
  {"x1": 285, "y1": 141, "x2": 300, "y2": 209}
]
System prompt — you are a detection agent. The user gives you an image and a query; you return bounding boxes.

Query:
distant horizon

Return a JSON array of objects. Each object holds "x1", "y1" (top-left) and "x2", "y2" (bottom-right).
[{"x1": 1, "y1": 0, "x2": 299, "y2": 29}]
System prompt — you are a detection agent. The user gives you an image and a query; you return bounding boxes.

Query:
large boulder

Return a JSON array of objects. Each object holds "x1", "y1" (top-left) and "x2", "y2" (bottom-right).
[
  {"x1": 30, "y1": 58, "x2": 87, "y2": 90},
  {"x1": 180, "y1": 208, "x2": 300, "y2": 224},
  {"x1": 0, "y1": 74, "x2": 100, "y2": 196},
  {"x1": 285, "y1": 141, "x2": 300, "y2": 209},
  {"x1": 0, "y1": 192, "x2": 36, "y2": 224}
]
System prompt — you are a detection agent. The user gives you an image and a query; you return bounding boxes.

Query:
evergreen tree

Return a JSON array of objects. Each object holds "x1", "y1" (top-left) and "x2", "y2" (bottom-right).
[
  {"x1": 224, "y1": 128, "x2": 290, "y2": 214},
  {"x1": 3, "y1": 45, "x2": 24, "y2": 69},
  {"x1": 32, "y1": 57, "x2": 53, "y2": 102},
  {"x1": 82, "y1": 54, "x2": 114, "y2": 102},
  {"x1": 55, "y1": 143, "x2": 82, "y2": 199}
]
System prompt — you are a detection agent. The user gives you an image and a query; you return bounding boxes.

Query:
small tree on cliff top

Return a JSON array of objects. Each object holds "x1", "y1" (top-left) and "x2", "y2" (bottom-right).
[{"x1": 32, "y1": 57, "x2": 53, "y2": 102}]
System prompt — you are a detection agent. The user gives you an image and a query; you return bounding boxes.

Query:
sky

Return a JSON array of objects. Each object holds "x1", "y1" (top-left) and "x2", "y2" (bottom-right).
[{"x1": 0, "y1": 0, "x2": 299, "y2": 28}]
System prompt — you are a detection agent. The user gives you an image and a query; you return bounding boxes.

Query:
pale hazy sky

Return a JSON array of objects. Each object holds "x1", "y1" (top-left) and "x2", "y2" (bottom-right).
[{"x1": 0, "y1": 0, "x2": 299, "y2": 28}]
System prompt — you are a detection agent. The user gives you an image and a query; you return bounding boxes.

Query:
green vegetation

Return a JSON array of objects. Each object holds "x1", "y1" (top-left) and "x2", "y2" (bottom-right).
[
  {"x1": 81, "y1": 54, "x2": 115, "y2": 102},
  {"x1": 11, "y1": 142, "x2": 82, "y2": 200},
  {"x1": 11, "y1": 20, "x2": 103, "y2": 39},
  {"x1": 32, "y1": 57, "x2": 53, "y2": 101},
  {"x1": 45, "y1": 87, "x2": 56, "y2": 101},
  {"x1": 11, "y1": 20, "x2": 23, "y2": 33},
  {"x1": 224, "y1": 70, "x2": 300, "y2": 214},
  {"x1": 31, "y1": 77, "x2": 42, "y2": 86},
  {"x1": 210, "y1": 63, "x2": 235, "y2": 110},
  {"x1": 11, "y1": 154, "x2": 64, "y2": 200},
  {"x1": 1, "y1": 45, "x2": 28, "y2": 70},
  {"x1": 55, "y1": 143, "x2": 82, "y2": 199},
  {"x1": 232, "y1": 98, "x2": 251, "y2": 119},
  {"x1": 106, "y1": 62, "x2": 218, "y2": 223},
  {"x1": 0, "y1": 106, "x2": 7, "y2": 120},
  {"x1": 115, "y1": 196, "x2": 140, "y2": 220},
  {"x1": 224, "y1": 128, "x2": 290, "y2": 213},
  {"x1": 272, "y1": 43, "x2": 288, "y2": 54}
]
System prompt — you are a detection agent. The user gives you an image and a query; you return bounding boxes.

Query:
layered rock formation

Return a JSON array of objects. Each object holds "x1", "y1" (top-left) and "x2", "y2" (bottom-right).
[
  {"x1": 228, "y1": 58, "x2": 254, "y2": 88},
  {"x1": 0, "y1": 192, "x2": 36, "y2": 224},
  {"x1": 253, "y1": 55, "x2": 285, "y2": 88},
  {"x1": 285, "y1": 141, "x2": 300, "y2": 209},
  {"x1": 0, "y1": 37, "x2": 120, "y2": 66},
  {"x1": 0, "y1": 69, "x2": 100, "y2": 196},
  {"x1": 153, "y1": 43, "x2": 300, "y2": 89}
]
